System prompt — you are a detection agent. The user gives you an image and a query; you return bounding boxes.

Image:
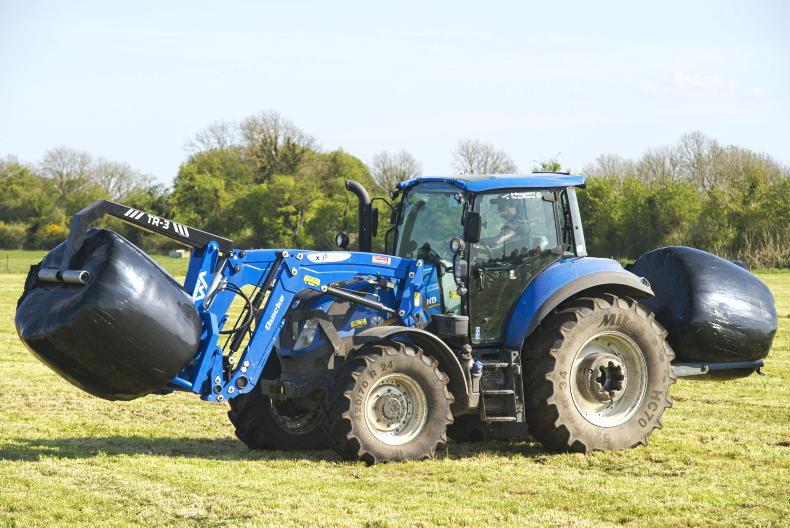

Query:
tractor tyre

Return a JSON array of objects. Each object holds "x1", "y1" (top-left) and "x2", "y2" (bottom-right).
[
  {"x1": 324, "y1": 342, "x2": 453, "y2": 464},
  {"x1": 228, "y1": 386, "x2": 328, "y2": 451},
  {"x1": 524, "y1": 294, "x2": 675, "y2": 453}
]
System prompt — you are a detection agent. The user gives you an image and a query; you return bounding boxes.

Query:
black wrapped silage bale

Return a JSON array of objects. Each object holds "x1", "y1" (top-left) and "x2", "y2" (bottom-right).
[
  {"x1": 628, "y1": 246, "x2": 777, "y2": 365},
  {"x1": 15, "y1": 228, "x2": 201, "y2": 400}
]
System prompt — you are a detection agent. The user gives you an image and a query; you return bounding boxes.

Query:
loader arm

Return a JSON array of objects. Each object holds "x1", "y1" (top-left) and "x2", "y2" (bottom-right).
[{"x1": 174, "y1": 247, "x2": 429, "y2": 402}]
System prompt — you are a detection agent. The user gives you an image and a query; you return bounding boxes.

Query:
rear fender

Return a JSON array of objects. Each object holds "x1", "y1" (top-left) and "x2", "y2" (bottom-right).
[
  {"x1": 351, "y1": 326, "x2": 470, "y2": 411},
  {"x1": 504, "y1": 257, "x2": 653, "y2": 348}
]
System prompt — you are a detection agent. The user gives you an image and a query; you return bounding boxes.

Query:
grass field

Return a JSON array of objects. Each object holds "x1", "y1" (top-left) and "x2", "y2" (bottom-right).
[{"x1": 0, "y1": 261, "x2": 787, "y2": 526}]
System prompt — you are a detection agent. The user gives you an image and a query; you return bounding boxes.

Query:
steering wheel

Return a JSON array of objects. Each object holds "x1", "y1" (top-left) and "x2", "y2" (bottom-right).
[{"x1": 418, "y1": 244, "x2": 450, "y2": 273}]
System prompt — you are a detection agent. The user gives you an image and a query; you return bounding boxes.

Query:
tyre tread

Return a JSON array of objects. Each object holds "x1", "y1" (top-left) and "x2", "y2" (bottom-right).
[{"x1": 525, "y1": 294, "x2": 676, "y2": 453}]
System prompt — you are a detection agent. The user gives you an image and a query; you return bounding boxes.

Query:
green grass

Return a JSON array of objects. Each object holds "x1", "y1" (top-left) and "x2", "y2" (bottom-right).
[{"x1": 0, "y1": 270, "x2": 788, "y2": 527}]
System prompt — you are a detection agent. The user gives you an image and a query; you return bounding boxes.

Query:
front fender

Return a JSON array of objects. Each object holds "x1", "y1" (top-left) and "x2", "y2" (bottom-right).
[
  {"x1": 352, "y1": 326, "x2": 471, "y2": 411},
  {"x1": 504, "y1": 257, "x2": 653, "y2": 348}
]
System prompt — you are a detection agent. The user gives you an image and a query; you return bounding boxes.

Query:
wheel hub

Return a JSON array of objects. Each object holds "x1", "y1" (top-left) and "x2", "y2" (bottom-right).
[
  {"x1": 376, "y1": 393, "x2": 406, "y2": 425},
  {"x1": 577, "y1": 354, "x2": 628, "y2": 403},
  {"x1": 596, "y1": 361, "x2": 625, "y2": 398},
  {"x1": 570, "y1": 331, "x2": 648, "y2": 428},
  {"x1": 364, "y1": 374, "x2": 428, "y2": 446},
  {"x1": 269, "y1": 398, "x2": 322, "y2": 434}
]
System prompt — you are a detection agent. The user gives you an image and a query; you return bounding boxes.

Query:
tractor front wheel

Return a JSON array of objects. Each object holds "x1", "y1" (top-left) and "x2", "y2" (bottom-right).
[
  {"x1": 324, "y1": 342, "x2": 453, "y2": 464},
  {"x1": 524, "y1": 294, "x2": 675, "y2": 453},
  {"x1": 228, "y1": 386, "x2": 328, "y2": 451}
]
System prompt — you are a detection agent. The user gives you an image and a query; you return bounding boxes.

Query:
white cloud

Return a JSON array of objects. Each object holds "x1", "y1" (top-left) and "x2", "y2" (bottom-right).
[
  {"x1": 672, "y1": 72, "x2": 725, "y2": 93},
  {"x1": 641, "y1": 71, "x2": 729, "y2": 98}
]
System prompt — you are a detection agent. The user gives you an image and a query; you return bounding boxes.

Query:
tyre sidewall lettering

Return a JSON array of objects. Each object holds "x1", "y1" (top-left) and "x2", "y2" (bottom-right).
[{"x1": 638, "y1": 389, "x2": 665, "y2": 429}]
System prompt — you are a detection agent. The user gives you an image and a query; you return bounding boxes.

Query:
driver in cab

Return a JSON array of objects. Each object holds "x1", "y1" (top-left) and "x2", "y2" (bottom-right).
[{"x1": 492, "y1": 195, "x2": 530, "y2": 247}]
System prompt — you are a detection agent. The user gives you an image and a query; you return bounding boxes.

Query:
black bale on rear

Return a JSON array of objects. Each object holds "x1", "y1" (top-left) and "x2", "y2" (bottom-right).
[
  {"x1": 629, "y1": 246, "x2": 777, "y2": 378},
  {"x1": 15, "y1": 229, "x2": 201, "y2": 400}
]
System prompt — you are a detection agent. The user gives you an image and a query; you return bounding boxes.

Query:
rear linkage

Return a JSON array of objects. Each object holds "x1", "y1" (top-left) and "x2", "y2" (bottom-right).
[{"x1": 39, "y1": 199, "x2": 429, "y2": 404}]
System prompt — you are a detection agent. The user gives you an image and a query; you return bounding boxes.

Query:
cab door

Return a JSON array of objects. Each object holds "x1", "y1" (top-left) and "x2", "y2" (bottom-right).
[{"x1": 468, "y1": 190, "x2": 563, "y2": 345}]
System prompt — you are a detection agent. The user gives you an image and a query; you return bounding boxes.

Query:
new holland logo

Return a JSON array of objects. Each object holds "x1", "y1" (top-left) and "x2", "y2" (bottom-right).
[{"x1": 192, "y1": 271, "x2": 208, "y2": 302}]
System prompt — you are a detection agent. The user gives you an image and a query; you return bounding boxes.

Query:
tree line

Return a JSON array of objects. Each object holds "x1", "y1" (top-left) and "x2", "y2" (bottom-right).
[
  {"x1": 1, "y1": 113, "x2": 787, "y2": 267},
  {"x1": 578, "y1": 132, "x2": 789, "y2": 268}
]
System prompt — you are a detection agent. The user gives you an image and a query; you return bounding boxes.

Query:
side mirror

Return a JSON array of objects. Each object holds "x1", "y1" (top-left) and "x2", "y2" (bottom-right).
[
  {"x1": 335, "y1": 231, "x2": 350, "y2": 249},
  {"x1": 465, "y1": 212, "x2": 481, "y2": 244},
  {"x1": 372, "y1": 208, "x2": 379, "y2": 237},
  {"x1": 450, "y1": 236, "x2": 468, "y2": 295},
  {"x1": 453, "y1": 256, "x2": 468, "y2": 287}
]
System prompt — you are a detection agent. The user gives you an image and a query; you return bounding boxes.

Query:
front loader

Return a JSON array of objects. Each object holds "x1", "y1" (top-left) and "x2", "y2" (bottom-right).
[{"x1": 15, "y1": 174, "x2": 777, "y2": 463}]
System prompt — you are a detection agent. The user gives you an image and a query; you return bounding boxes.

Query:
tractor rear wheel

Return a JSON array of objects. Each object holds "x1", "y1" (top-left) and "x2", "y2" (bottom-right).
[
  {"x1": 228, "y1": 385, "x2": 328, "y2": 451},
  {"x1": 524, "y1": 294, "x2": 675, "y2": 453},
  {"x1": 324, "y1": 342, "x2": 453, "y2": 464}
]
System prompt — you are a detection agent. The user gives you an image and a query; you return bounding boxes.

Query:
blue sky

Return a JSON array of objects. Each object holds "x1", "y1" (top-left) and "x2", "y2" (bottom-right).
[{"x1": 1, "y1": 1, "x2": 788, "y2": 185}]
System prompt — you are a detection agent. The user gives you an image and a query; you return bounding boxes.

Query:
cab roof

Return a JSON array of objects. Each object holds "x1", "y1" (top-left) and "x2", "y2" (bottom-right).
[{"x1": 397, "y1": 173, "x2": 586, "y2": 193}]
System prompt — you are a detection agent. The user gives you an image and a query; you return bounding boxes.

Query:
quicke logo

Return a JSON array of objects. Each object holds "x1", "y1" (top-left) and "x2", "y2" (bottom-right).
[{"x1": 265, "y1": 294, "x2": 286, "y2": 330}]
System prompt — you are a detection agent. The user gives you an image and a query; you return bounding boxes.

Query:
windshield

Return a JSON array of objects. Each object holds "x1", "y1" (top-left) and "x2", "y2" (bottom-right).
[{"x1": 395, "y1": 184, "x2": 464, "y2": 261}]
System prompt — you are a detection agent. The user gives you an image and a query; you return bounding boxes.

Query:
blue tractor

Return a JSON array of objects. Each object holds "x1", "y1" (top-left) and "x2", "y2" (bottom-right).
[{"x1": 16, "y1": 173, "x2": 776, "y2": 464}]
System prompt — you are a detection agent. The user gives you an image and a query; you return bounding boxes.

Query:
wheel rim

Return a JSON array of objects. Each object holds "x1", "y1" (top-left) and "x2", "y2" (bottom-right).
[
  {"x1": 269, "y1": 398, "x2": 323, "y2": 435},
  {"x1": 570, "y1": 331, "x2": 648, "y2": 427},
  {"x1": 364, "y1": 373, "x2": 428, "y2": 446}
]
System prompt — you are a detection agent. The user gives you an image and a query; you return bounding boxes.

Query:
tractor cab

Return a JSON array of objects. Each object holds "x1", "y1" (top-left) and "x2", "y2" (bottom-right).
[{"x1": 390, "y1": 174, "x2": 587, "y2": 345}]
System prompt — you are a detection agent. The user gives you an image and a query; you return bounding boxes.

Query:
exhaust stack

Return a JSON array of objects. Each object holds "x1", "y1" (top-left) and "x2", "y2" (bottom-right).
[{"x1": 345, "y1": 179, "x2": 372, "y2": 253}]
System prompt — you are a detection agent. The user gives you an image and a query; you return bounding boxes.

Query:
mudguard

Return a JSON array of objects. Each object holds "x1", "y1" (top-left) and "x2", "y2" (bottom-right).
[{"x1": 504, "y1": 257, "x2": 653, "y2": 348}]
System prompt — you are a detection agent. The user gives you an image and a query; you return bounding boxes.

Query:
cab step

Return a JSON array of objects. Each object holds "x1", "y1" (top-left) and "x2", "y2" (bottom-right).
[
  {"x1": 482, "y1": 362, "x2": 509, "y2": 368},
  {"x1": 476, "y1": 348, "x2": 525, "y2": 423},
  {"x1": 484, "y1": 416, "x2": 518, "y2": 422}
]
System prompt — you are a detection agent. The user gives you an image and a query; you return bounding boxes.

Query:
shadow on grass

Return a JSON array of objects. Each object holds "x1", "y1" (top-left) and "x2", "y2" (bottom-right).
[
  {"x1": 0, "y1": 435, "x2": 545, "y2": 462},
  {"x1": 0, "y1": 436, "x2": 326, "y2": 462}
]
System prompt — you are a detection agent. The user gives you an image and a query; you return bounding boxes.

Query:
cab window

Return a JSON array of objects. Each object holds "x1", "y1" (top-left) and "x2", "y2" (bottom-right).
[
  {"x1": 472, "y1": 191, "x2": 559, "y2": 265},
  {"x1": 395, "y1": 185, "x2": 464, "y2": 261}
]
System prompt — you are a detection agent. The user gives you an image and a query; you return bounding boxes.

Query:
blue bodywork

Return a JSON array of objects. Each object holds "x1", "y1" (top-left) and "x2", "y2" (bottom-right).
[
  {"x1": 168, "y1": 172, "x2": 651, "y2": 406},
  {"x1": 172, "y1": 246, "x2": 429, "y2": 402},
  {"x1": 398, "y1": 173, "x2": 586, "y2": 193}
]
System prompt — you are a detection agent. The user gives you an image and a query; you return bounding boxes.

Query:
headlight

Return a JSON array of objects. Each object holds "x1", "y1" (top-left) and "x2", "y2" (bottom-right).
[{"x1": 293, "y1": 319, "x2": 320, "y2": 351}]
